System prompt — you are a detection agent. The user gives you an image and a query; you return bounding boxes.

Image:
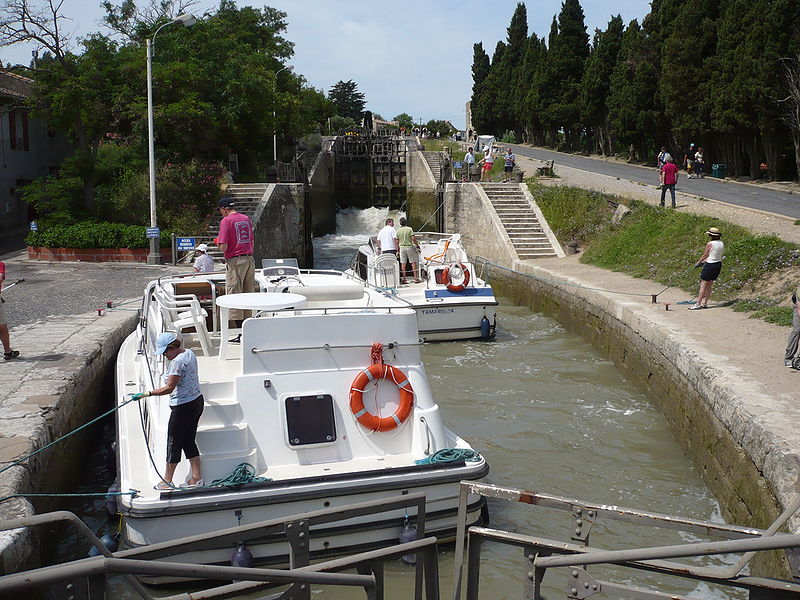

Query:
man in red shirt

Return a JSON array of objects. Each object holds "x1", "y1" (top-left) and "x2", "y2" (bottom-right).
[
  {"x1": 0, "y1": 261, "x2": 20, "y2": 360},
  {"x1": 659, "y1": 157, "x2": 679, "y2": 208},
  {"x1": 217, "y1": 197, "x2": 256, "y2": 339}
]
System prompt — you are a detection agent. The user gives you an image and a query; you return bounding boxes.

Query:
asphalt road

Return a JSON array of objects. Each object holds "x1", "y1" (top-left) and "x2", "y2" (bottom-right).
[
  {"x1": 0, "y1": 250, "x2": 186, "y2": 328},
  {"x1": 509, "y1": 145, "x2": 800, "y2": 219}
]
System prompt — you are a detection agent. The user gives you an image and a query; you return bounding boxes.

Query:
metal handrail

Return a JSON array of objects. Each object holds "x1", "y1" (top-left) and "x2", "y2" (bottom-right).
[
  {"x1": 251, "y1": 340, "x2": 423, "y2": 354},
  {"x1": 453, "y1": 482, "x2": 800, "y2": 600}
]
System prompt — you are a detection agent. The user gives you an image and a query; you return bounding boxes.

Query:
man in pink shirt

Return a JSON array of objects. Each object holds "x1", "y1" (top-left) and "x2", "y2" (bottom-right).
[
  {"x1": 217, "y1": 197, "x2": 256, "y2": 338},
  {"x1": 0, "y1": 261, "x2": 19, "y2": 360},
  {"x1": 659, "y1": 157, "x2": 679, "y2": 208}
]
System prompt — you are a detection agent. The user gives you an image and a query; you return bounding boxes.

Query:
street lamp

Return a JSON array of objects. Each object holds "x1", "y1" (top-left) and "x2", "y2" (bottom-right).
[
  {"x1": 273, "y1": 65, "x2": 293, "y2": 166},
  {"x1": 146, "y1": 13, "x2": 197, "y2": 265}
]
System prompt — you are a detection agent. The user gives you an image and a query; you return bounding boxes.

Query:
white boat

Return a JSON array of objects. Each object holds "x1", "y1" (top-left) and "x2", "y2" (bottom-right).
[
  {"x1": 344, "y1": 232, "x2": 498, "y2": 342},
  {"x1": 114, "y1": 268, "x2": 488, "y2": 574}
]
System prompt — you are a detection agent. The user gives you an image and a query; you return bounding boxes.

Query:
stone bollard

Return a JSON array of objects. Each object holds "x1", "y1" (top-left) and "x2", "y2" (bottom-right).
[
  {"x1": 514, "y1": 170, "x2": 524, "y2": 183},
  {"x1": 566, "y1": 240, "x2": 579, "y2": 255}
]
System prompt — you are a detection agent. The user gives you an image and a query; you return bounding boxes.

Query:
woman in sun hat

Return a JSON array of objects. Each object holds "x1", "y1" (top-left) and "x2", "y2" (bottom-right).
[
  {"x1": 193, "y1": 243, "x2": 214, "y2": 273},
  {"x1": 132, "y1": 331, "x2": 204, "y2": 489},
  {"x1": 689, "y1": 227, "x2": 724, "y2": 310}
]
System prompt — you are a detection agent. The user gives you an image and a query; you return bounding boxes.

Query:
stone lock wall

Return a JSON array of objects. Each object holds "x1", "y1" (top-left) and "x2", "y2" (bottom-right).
[
  {"x1": 252, "y1": 183, "x2": 312, "y2": 268},
  {"x1": 486, "y1": 262, "x2": 789, "y2": 577}
]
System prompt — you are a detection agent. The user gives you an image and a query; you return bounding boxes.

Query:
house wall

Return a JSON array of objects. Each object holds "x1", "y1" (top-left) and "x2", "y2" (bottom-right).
[{"x1": 0, "y1": 107, "x2": 71, "y2": 253}]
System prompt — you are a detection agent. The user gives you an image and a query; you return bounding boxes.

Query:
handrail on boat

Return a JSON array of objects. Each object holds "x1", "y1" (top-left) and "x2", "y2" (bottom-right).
[{"x1": 250, "y1": 340, "x2": 424, "y2": 354}]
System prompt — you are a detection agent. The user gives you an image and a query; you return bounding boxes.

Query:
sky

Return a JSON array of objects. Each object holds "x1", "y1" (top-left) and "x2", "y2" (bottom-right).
[{"x1": 0, "y1": 0, "x2": 650, "y2": 130}]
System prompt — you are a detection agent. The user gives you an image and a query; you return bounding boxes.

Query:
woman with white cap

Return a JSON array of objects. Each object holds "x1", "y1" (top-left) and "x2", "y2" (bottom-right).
[
  {"x1": 193, "y1": 243, "x2": 214, "y2": 273},
  {"x1": 133, "y1": 331, "x2": 204, "y2": 489},
  {"x1": 690, "y1": 227, "x2": 724, "y2": 310}
]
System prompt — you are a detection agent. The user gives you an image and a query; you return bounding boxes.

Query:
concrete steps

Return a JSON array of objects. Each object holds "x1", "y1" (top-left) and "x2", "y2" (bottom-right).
[
  {"x1": 201, "y1": 183, "x2": 269, "y2": 260},
  {"x1": 422, "y1": 151, "x2": 444, "y2": 184},
  {"x1": 481, "y1": 183, "x2": 558, "y2": 259}
]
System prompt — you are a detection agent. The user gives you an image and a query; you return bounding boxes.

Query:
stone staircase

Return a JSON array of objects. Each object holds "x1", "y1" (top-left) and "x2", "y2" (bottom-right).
[
  {"x1": 481, "y1": 183, "x2": 559, "y2": 259},
  {"x1": 422, "y1": 151, "x2": 445, "y2": 185},
  {"x1": 202, "y1": 183, "x2": 269, "y2": 260}
]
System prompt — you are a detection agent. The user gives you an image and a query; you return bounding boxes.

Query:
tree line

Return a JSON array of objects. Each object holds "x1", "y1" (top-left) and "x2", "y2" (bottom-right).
[{"x1": 470, "y1": 1, "x2": 800, "y2": 180}]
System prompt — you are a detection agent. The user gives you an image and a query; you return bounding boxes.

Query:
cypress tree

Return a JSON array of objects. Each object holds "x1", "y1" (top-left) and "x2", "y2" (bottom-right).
[
  {"x1": 518, "y1": 33, "x2": 547, "y2": 144},
  {"x1": 579, "y1": 15, "x2": 624, "y2": 154},
  {"x1": 503, "y1": 3, "x2": 529, "y2": 137},
  {"x1": 470, "y1": 42, "x2": 491, "y2": 133}
]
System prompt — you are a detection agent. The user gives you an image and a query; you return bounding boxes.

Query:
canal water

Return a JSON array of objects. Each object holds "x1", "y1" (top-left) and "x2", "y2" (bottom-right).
[{"x1": 55, "y1": 208, "x2": 739, "y2": 598}]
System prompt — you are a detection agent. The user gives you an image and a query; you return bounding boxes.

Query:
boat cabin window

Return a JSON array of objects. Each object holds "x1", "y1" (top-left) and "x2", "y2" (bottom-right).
[
  {"x1": 434, "y1": 268, "x2": 447, "y2": 285},
  {"x1": 356, "y1": 250, "x2": 368, "y2": 281},
  {"x1": 285, "y1": 395, "x2": 337, "y2": 446}
]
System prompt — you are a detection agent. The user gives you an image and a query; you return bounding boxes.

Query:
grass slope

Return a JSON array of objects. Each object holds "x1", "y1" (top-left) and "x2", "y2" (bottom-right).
[{"x1": 530, "y1": 183, "x2": 800, "y2": 325}]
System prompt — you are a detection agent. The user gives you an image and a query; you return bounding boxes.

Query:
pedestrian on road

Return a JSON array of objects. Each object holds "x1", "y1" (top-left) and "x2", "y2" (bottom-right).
[
  {"x1": 689, "y1": 227, "x2": 724, "y2": 310},
  {"x1": 503, "y1": 148, "x2": 515, "y2": 182},
  {"x1": 0, "y1": 260, "x2": 19, "y2": 360},
  {"x1": 217, "y1": 197, "x2": 256, "y2": 340},
  {"x1": 694, "y1": 147, "x2": 705, "y2": 178},
  {"x1": 464, "y1": 147, "x2": 476, "y2": 181},
  {"x1": 133, "y1": 332, "x2": 204, "y2": 490},
  {"x1": 659, "y1": 157, "x2": 679, "y2": 208},
  {"x1": 377, "y1": 218, "x2": 398, "y2": 255},
  {"x1": 193, "y1": 243, "x2": 214, "y2": 273},
  {"x1": 683, "y1": 143, "x2": 696, "y2": 178},
  {"x1": 479, "y1": 145, "x2": 495, "y2": 182},
  {"x1": 396, "y1": 217, "x2": 422, "y2": 284},
  {"x1": 784, "y1": 285, "x2": 800, "y2": 367}
]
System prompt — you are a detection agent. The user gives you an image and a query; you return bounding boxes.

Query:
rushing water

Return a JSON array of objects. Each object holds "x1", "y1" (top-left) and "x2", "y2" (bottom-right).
[{"x1": 53, "y1": 208, "x2": 739, "y2": 599}]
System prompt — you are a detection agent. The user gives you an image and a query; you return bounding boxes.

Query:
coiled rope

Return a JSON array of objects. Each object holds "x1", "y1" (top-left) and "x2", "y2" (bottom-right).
[
  {"x1": 415, "y1": 448, "x2": 482, "y2": 465},
  {"x1": 209, "y1": 463, "x2": 271, "y2": 488}
]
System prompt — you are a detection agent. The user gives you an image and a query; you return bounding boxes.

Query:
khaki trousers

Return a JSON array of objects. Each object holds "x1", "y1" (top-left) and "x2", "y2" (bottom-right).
[{"x1": 225, "y1": 255, "x2": 256, "y2": 321}]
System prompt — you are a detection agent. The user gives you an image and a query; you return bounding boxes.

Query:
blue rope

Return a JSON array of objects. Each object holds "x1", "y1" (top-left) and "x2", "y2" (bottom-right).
[
  {"x1": 0, "y1": 490, "x2": 138, "y2": 504},
  {"x1": 415, "y1": 449, "x2": 482, "y2": 465},
  {"x1": 0, "y1": 395, "x2": 141, "y2": 476},
  {"x1": 208, "y1": 463, "x2": 271, "y2": 488}
]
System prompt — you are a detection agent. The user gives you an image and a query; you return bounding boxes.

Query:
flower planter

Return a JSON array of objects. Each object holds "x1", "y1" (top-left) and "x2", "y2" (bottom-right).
[{"x1": 27, "y1": 247, "x2": 173, "y2": 263}]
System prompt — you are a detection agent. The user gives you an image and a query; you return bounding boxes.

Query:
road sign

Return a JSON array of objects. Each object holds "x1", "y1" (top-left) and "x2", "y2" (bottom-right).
[
  {"x1": 176, "y1": 237, "x2": 196, "y2": 251},
  {"x1": 453, "y1": 161, "x2": 463, "y2": 169},
  {"x1": 146, "y1": 227, "x2": 160, "y2": 239}
]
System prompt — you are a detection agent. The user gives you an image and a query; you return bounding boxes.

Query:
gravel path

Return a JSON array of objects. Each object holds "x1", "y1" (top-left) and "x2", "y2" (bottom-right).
[
  {"x1": 0, "y1": 249, "x2": 188, "y2": 328},
  {"x1": 513, "y1": 153, "x2": 800, "y2": 244}
]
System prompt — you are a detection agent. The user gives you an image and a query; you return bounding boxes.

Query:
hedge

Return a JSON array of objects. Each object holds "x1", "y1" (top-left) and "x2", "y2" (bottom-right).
[{"x1": 26, "y1": 222, "x2": 173, "y2": 249}]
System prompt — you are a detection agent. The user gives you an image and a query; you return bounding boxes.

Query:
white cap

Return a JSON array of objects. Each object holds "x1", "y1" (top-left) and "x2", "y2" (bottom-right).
[{"x1": 196, "y1": 243, "x2": 208, "y2": 252}]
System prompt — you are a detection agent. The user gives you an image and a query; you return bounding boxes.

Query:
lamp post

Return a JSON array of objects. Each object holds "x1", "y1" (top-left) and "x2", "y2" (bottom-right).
[
  {"x1": 272, "y1": 65, "x2": 293, "y2": 166},
  {"x1": 146, "y1": 13, "x2": 197, "y2": 265}
]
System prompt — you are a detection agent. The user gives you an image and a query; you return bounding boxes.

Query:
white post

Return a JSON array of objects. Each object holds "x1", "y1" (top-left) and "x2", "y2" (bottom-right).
[
  {"x1": 272, "y1": 109, "x2": 277, "y2": 165},
  {"x1": 146, "y1": 37, "x2": 160, "y2": 264}
]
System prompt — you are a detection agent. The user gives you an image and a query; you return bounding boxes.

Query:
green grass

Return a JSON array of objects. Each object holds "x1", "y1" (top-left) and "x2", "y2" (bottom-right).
[
  {"x1": 419, "y1": 139, "x2": 460, "y2": 154},
  {"x1": 731, "y1": 297, "x2": 794, "y2": 326},
  {"x1": 530, "y1": 182, "x2": 800, "y2": 321}
]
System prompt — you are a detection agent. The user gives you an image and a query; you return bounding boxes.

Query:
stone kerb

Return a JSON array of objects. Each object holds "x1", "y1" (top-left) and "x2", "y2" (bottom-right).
[
  {"x1": 27, "y1": 247, "x2": 174, "y2": 263},
  {"x1": 0, "y1": 308, "x2": 138, "y2": 573},
  {"x1": 501, "y1": 259, "x2": 799, "y2": 571}
]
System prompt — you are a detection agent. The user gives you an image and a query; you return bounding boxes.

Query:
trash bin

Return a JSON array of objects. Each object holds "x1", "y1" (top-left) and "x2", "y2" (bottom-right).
[
  {"x1": 514, "y1": 170, "x2": 524, "y2": 183},
  {"x1": 711, "y1": 164, "x2": 727, "y2": 179},
  {"x1": 469, "y1": 166, "x2": 480, "y2": 182}
]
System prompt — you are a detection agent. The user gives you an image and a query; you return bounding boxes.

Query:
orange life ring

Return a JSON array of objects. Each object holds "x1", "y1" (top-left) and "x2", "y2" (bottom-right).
[
  {"x1": 443, "y1": 263, "x2": 470, "y2": 292},
  {"x1": 349, "y1": 364, "x2": 414, "y2": 431}
]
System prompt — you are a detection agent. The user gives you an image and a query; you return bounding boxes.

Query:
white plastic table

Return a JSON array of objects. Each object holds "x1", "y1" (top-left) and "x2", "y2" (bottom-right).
[{"x1": 216, "y1": 293, "x2": 307, "y2": 360}]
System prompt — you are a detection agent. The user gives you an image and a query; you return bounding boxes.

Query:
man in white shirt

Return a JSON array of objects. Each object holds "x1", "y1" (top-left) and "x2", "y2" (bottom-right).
[{"x1": 377, "y1": 218, "x2": 398, "y2": 255}]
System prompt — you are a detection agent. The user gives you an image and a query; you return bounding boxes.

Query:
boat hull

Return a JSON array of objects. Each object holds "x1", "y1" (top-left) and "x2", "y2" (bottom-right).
[{"x1": 415, "y1": 302, "x2": 497, "y2": 342}]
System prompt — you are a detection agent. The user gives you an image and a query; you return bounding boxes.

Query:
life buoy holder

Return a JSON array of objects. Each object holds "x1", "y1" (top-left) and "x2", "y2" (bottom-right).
[
  {"x1": 443, "y1": 263, "x2": 470, "y2": 292},
  {"x1": 349, "y1": 363, "x2": 414, "y2": 432}
]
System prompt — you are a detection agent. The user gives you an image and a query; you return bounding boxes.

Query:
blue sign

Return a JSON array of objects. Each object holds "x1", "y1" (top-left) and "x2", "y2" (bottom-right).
[
  {"x1": 146, "y1": 227, "x2": 160, "y2": 239},
  {"x1": 29, "y1": 221, "x2": 38, "y2": 231},
  {"x1": 176, "y1": 237, "x2": 196, "y2": 251},
  {"x1": 453, "y1": 161, "x2": 463, "y2": 169}
]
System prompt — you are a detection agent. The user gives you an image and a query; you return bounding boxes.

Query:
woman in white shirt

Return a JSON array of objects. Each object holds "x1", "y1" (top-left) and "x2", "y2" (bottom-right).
[{"x1": 690, "y1": 227, "x2": 724, "y2": 310}]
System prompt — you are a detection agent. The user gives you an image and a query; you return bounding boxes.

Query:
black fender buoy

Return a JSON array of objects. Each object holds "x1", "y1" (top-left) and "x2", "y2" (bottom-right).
[
  {"x1": 399, "y1": 517, "x2": 417, "y2": 565},
  {"x1": 88, "y1": 532, "x2": 120, "y2": 557},
  {"x1": 231, "y1": 541, "x2": 254, "y2": 568},
  {"x1": 480, "y1": 315, "x2": 491, "y2": 340}
]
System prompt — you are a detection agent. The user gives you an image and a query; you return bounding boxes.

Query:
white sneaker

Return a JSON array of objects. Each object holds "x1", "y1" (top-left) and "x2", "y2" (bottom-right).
[{"x1": 786, "y1": 359, "x2": 794, "y2": 367}]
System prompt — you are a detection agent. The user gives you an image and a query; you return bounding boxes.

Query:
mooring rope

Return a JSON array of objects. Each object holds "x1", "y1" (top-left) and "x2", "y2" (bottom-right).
[
  {"x1": 415, "y1": 448, "x2": 482, "y2": 465},
  {"x1": 208, "y1": 463, "x2": 271, "y2": 488}
]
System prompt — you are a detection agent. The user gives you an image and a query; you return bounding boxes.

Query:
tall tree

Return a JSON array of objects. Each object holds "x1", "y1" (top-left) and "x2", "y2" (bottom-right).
[
  {"x1": 501, "y1": 3, "x2": 528, "y2": 136},
  {"x1": 518, "y1": 33, "x2": 547, "y2": 144},
  {"x1": 328, "y1": 79, "x2": 366, "y2": 121},
  {"x1": 579, "y1": 15, "x2": 624, "y2": 155},
  {"x1": 470, "y1": 42, "x2": 490, "y2": 132},
  {"x1": 542, "y1": 0, "x2": 590, "y2": 149}
]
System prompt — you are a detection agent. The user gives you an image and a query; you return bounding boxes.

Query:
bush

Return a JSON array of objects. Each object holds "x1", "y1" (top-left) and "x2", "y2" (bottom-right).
[{"x1": 26, "y1": 222, "x2": 172, "y2": 248}]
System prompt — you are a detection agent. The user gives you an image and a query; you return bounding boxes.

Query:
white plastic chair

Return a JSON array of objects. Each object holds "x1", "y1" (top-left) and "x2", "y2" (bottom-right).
[
  {"x1": 154, "y1": 289, "x2": 213, "y2": 357},
  {"x1": 372, "y1": 253, "x2": 400, "y2": 289}
]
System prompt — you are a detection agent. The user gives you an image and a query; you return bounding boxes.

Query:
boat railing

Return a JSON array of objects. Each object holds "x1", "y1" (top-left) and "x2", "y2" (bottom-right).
[
  {"x1": 452, "y1": 481, "x2": 800, "y2": 600},
  {"x1": 0, "y1": 493, "x2": 440, "y2": 600},
  {"x1": 251, "y1": 339, "x2": 423, "y2": 354}
]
